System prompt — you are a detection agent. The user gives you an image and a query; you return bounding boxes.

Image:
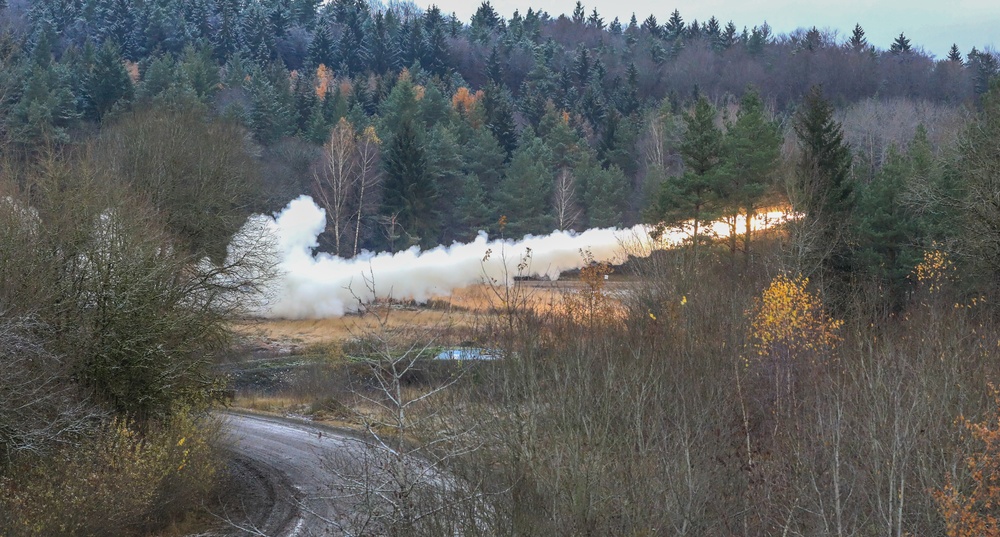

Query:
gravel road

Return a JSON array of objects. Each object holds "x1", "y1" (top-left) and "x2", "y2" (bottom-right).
[{"x1": 217, "y1": 411, "x2": 367, "y2": 537}]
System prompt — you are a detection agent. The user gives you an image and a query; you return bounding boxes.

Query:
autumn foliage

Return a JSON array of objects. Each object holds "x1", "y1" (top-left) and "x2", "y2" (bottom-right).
[
  {"x1": 315, "y1": 64, "x2": 333, "y2": 98},
  {"x1": 747, "y1": 273, "x2": 843, "y2": 366},
  {"x1": 451, "y1": 86, "x2": 483, "y2": 114},
  {"x1": 935, "y1": 385, "x2": 1000, "y2": 537}
]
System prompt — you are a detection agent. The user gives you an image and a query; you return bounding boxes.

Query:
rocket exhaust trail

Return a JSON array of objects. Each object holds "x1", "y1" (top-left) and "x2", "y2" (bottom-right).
[{"x1": 240, "y1": 195, "x2": 792, "y2": 319}]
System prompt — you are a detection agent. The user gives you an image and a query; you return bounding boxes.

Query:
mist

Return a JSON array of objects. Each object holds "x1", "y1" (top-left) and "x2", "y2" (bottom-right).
[{"x1": 246, "y1": 195, "x2": 791, "y2": 319}]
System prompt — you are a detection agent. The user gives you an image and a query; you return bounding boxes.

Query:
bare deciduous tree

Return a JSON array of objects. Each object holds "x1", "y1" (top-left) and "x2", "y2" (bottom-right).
[
  {"x1": 553, "y1": 168, "x2": 581, "y2": 231},
  {"x1": 353, "y1": 125, "x2": 382, "y2": 257},
  {"x1": 314, "y1": 118, "x2": 358, "y2": 257}
]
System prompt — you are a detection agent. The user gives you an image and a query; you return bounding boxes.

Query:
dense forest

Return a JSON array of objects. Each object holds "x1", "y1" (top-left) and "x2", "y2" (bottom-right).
[
  {"x1": 4, "y1": 0, "x2": 1000, "y2": 535},
  {"x1": 1, "y1": 0, "x2": 997, "y2": 254}
]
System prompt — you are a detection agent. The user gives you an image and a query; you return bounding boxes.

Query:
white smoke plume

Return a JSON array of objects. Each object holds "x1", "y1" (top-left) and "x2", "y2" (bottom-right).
[{"x1": 247, "y1": 195, "x2": 792, "y2": 319}]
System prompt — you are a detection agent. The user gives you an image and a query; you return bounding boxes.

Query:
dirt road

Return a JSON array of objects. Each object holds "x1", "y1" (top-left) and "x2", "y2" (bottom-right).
[{"x1": 219, "y1": 411, "x2": 366, "y2": 536}]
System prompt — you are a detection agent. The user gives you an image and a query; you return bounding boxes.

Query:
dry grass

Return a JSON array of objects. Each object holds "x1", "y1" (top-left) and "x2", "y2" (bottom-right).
[{"x1": 231, "y1": 281, "x2": 629, "y2": 348}]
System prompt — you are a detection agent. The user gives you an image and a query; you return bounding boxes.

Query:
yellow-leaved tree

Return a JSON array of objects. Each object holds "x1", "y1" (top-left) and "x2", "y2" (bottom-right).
[{"x1": 747, "y1": 274, "x2": 843, "y2": 407}]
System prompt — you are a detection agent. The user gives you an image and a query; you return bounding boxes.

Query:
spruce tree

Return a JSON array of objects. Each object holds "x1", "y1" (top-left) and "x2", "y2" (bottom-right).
[
  {"x1": 793, "y1": 85, "x2": 854, "y2": 281},
  {"x1": 496, "y1": 136, "x2": 554, "y2": 236},
  {"x1": 852, "y1": 145, "x2": 923, "y2": 307},
  {"x1": 889, "y1": 32, "x2": 911, "y2": 54},
  {"x1": 665, "y1": 10, "x2": 684, "y2": 40},
  {"x1": 381, "y1": 117, "x2": 438, "y2": 248},
  {"x1": 848, "y1": 23, "x2": 867, "y2": 51},
  {"x1": 947, "y1": 43, "x2": 963, "y2": 63},
  {"x1": 481, "y1": 83, "x2": 518, "y2": 161},
  {"x1": 86, "y1": 39, "x2": 133, "y2": 120}
]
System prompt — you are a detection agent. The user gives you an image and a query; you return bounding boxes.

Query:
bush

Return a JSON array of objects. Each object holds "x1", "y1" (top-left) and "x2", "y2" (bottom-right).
[{"x1": 0, "y1": 409, "x2": 221, "y2": 537}]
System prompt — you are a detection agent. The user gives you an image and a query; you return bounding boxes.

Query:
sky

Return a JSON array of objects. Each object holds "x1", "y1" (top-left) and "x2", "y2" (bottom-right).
[{"x1": 418, "y1": 0, "x2": 999, "y2": 60}]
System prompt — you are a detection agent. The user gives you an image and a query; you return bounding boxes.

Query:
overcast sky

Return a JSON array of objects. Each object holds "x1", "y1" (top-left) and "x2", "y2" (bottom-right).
[{"x1": 418, "y1": 0, "x2": 998, "y2": 60}]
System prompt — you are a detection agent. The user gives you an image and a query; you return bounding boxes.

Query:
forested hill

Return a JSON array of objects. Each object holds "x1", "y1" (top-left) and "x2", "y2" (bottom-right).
[{"x1": 0, "y1": 0, "x2": 997, "y2": 253}]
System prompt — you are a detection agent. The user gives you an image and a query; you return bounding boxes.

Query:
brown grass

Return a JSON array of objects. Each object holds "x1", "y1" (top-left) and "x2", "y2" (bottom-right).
[{"x1": 230, "y1": 281, "x2": 619, "y2": 347}]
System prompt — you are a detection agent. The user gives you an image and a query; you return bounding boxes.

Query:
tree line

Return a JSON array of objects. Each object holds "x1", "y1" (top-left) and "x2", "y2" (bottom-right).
[{"x1": 1, "y1": 0, "x2": 998, "y2": 254}]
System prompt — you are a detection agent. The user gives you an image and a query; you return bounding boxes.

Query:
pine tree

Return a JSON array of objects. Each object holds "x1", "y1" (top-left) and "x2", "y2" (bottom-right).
[
  {"x1": 720, "y1": 21, "x2": 738, "y2": 50},
  {"x1": 651, "y1": 96, "x2": 722, "y2": 251},
  {"x1": 308, "y1": 24, "x2": 335, "y2": 68},
  {"x1": 587, "y1": 8, "x2": 604, "y2": 30},
  {"x1": 367, "y1": 11, "x2": 398, "y2": 74},
  {"x1": 705, "y1": 17, "x2": 721, "y2": 39},
  {"x1": 958, "y1": 81, "x2": 1000, "y2": 281},
  {"x1": 580, "y1": 163, "x2": 628, "y2": 228},
  {"x1": 213, "y1": 0, "x2": 242, "y2": 60},
  {"x1": 969, "y1": 48, "x2": 1000, "y2": 96},
  {"x1": 469, "y1": 1, "x2": 500, "y2": 42},
  {"x1": 246, "y1": 66, "x2": 295, "y2": 143},
  {"x1": 454, "y1": 173, "x2": 491, "y2": 240},
  {"x1": 641, "y1": 15, "x2": 659, "y2": 37},
  {"x1": 852, "y1": 144, "x2": 924, "y2": 307},
  {"x1": 9, "y1": 62, "x2": 79, "y2": 144},
  {"x1": 177, "y1": 43, "x2": 220, "y2": 101},
  {"x1": 609, "y1": 17, "x2": 622, "y2": 35},
  {"x1": 485, "y1": 46, "x2": 504, "y2": 85},
  {"x1": 460, "y1": 127, "x2": 507, "y2": 200},
  {"x1": 241, "y1": 1, "x2": 276, "y2": 66},
  {"x1": 718, "y1": 87, "x2": 781, "y2": 256},
  {"x1": 423, "y1": 20, "x2": 450, "y2": 76}
]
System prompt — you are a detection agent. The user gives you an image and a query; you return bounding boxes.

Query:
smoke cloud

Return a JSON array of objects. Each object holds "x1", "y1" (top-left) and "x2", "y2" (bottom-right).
[{"x1": 246, "y1": 195, "x2": 790, "y2": 319}]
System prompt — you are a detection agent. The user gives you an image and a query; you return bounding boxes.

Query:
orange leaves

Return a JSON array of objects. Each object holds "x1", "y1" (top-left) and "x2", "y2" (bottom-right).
[
  {"x1": 315, "y1": 64, "x2": 333, "y2": 98},
  {"x1": 452, "y1": 87, "x2": 483, "y2": 114},
  {"x1": 935, "y1": 385, "x2": 1000, "y2": 537},
  {"x1": 747, "y1": 273, "x2": 842, "y2": 365}
]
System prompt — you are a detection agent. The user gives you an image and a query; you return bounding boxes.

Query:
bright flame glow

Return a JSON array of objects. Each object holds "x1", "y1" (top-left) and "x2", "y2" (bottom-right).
[{"x1": 249, "y1": 196, "x2": 795, "y2": 319}]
